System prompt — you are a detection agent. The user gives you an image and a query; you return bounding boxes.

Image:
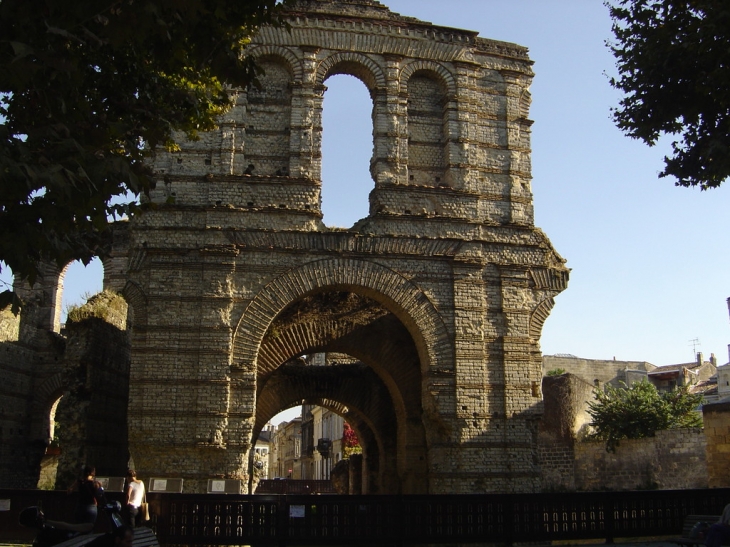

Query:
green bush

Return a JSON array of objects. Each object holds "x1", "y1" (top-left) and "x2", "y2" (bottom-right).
[{"x1": 586, "y1": 380, "x2": 703, "y2": 452}]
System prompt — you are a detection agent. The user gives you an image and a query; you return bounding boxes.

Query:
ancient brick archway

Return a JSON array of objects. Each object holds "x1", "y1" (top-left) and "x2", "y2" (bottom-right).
[
  {"x1": 254, "y1": 362, "x2": 399, "y2": 493},
  {"x1": 123, "y1": 0, "x2": 568, "y2": 494},
  {"x1": 241, "y1": 258, "x2": 445, "y2": 493}
]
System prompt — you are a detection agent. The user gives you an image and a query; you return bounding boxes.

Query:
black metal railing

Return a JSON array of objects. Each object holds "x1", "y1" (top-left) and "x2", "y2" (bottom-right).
[
  {"x1": 1, "y1": 488, "x2": 729, "y2": 545},
  {"x1": 255, "y1": 480, "x2": 336, "y2": 495}
]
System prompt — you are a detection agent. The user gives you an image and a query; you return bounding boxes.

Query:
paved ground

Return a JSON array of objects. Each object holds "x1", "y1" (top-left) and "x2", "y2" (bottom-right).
[
  {"x1": 535, "y1": 540, "x2": 677, "y2": 547},
  {"x1": 0, "y1": 540, "x2": 683, "y2": 547}
]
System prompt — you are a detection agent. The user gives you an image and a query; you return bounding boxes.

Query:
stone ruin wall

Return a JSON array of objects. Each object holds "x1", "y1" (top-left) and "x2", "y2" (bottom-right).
[
  {"x1": 539, "y1": 373, "x2": 709, "y2": 492},
  {"x1": 0, "y1": 270, "x2": 132, "y2": 489},
  {"x1": 124, "y1": 0, "x2": 569, "y2": 494},
  {"x1": 2, "y1": 0, "x2": 726, "y2": 496},
  {"x1": 703, "y1": 401, "x2": 730, "y2": 488},
  {"x1": 0, "y1": 0, "x2": 571, "y2": 494}
]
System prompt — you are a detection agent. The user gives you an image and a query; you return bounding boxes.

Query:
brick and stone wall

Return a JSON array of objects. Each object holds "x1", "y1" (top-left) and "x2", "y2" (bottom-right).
[
  {"x1": 538, "y1": 374, "x2": 594, "y2": 491},
  {"x1": 543, "y1": 355, "x2": 655, "y2": 388},
  {"x1": 0, "y1": 0, "x2": 571, "y2": 494},
  {"x1": 703, "y1": 401, "x2": 730, "y2": 488},
  {"x1": 539, "y1": 373, "x2": 709, "y2": 492},
  {"x1": 125, "y1": 0, "x2": 569, "y2": 494},
  {"x1": 574, "y1": 429, "x2": 707, "y2": 491},
  {"x1": 0, "y1": 291, "x2": 131, "y2": 489}
]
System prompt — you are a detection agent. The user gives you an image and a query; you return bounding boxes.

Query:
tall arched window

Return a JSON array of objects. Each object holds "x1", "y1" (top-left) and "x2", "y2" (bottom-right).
[
  {"x1": 321, "y1": 74, "x2": 373, "y2": 228},
  {"x1": 245, "y1": 58, "x2": 293, "y2": 176},
  {"x1": 407, "y1": 72, "x2": 447, "y2": 186}
]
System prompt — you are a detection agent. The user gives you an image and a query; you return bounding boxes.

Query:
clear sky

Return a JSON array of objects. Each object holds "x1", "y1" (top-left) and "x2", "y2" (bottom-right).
[
  {"x1": 6, "y1": 0, "x2": 728, "y2": 408},
  {"x1": 320, "y1": 0, "x2": 730, "y2": 368}
]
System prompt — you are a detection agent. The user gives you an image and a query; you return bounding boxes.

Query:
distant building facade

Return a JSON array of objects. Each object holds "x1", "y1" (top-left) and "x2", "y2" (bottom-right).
[
  {"x1": 270, "y1": 418, "x2": 302, "y2": 479},
  {"x1": 255, "y1": 424, "x2": 274, "y2": 479},
  {"x1": 311, "y1": 406, "x2": 344, "y2": 480},
  {"x1": 271, "y1": 405, "x2": 347, "y2": 481},
  {"x1": 543, "y1": 352, "x2": 719, "y2": 397}
]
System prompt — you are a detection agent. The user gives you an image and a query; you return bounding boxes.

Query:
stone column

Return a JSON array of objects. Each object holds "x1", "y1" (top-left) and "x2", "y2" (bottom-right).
[
  {"x1": 499, "y1": 266, "x2": 542, "y2": 493},
  {"x1": 450, "y1": 61, "x2": 481, "y2": 191},
  {"x1": 15, "y1": 261, "x2": 63, "y2": 340},
  {"x1": 500, "y1": 69, "x2": 534, "y2": 227},
  {"x1": 372, "y1": 55, "x2": 404, "y2": 187},
  {"x1": 348, "y1": 453, "x2": 363, "y2": 494},
  {"x1": 290, "y1": 47, "x2": 321, "y2": 181},
  {"x1": 127, "y1": 248, "x2": 250, "y2": 493}
]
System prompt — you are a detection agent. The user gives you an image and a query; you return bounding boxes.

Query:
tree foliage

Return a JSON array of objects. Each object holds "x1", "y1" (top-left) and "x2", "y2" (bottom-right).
[
  {"x1": 586, "y1": 380, "x2": 703, "y2": 452},
  {"x1": 607, "y1": 0, "x2": 730, "y2": 189},
  {"x1": 0, "y1": 0, "x2": 289, "y2": 286}
]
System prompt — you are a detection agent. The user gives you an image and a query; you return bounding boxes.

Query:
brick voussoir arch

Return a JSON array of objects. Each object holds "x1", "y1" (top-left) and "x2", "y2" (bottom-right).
[
  {"x1": 257, "y1": 319, "x2": 361, "y2": 375},
  {"x1": 399, "y1": 59, "x2": 457, "y2": 96},
  {"x1": 233, "y1": 258, "x2": 451, "y2": 374},
  {"x1": 247, "y1": 45, "x2": 303, "y2": 82},
  {"x1": 255, "y1": 375, "x2": 391, "y2": 441},
  {"x1": 529, "y1": 297, "x2": 555, "y2": 341},
  {"x1": 316, "y1": 51, "x2": 386, "y2": 90}
]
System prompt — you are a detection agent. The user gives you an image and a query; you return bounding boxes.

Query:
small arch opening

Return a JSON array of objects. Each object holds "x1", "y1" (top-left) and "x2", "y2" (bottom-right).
[
  {"x1": 37, "y1": 396, "x2": 62, "y2": 489},
  {"x1": 61, "y1": 258, "x2": 104, "y2": 326},
  {"x1": 256, "y1": 399, "x2": 361, "y2": 490}
]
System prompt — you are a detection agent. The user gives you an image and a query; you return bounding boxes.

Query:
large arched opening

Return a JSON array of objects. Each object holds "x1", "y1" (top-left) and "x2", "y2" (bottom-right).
[{"x1": 233, "y1": 258, "x2": 453, "y2": 494}]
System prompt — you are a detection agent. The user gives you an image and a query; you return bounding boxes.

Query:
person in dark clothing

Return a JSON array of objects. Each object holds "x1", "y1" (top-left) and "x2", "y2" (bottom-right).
[
  {"x1": 705, "y1": 504, "x2": 730, "y2": 547},
  {"x1": 67, "y1": 466, "x2": 103, "y2": 525}
]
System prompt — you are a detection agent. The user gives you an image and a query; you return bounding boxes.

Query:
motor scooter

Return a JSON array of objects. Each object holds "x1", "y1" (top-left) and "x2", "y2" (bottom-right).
[{"x1": 19, "y1": 499, "x2": 124, "y2": 547}]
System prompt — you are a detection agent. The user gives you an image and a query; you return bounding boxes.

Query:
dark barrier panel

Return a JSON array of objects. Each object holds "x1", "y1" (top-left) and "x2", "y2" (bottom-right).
[
  {"x1": 0, "y1": 489, "x2": 125, "y2": 543},
  {"x1": 255, "y1": 480, "x2": 336, "y2": 495},
  {"x1": 2, "y1": 489, "x2": 730, "y2": 545}
]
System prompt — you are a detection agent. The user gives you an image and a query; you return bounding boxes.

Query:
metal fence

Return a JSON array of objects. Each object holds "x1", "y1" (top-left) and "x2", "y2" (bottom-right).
[
  {"x1": 255, "y1": 480, "x2": 337, "y2": 495},
  {"x1": 2, "y1": 488, "x2": 729, "y2": 545}
]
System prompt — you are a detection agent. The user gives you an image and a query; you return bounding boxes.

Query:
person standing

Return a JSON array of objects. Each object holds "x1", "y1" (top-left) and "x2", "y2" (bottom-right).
[
  {"x1": 124, "y1": 469, "x2": 145, "y2": 527},
  {"x1": 67, "y1": 466, "x2": 103, "y2": 525}
]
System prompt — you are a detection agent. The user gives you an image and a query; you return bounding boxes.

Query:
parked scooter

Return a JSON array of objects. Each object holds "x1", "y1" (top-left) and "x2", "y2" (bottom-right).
[{"x1": 19, "y1": 500, "x2": 124, "y2": 547}]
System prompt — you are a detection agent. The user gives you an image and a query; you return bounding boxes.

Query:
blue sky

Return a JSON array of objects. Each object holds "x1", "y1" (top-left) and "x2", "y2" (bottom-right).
[
  {"x1": 8, "y1": 1, "x2": 728, "y2": 417},
  {"x1": 319, "y1": 0, "x2": 730, "y2": 369}
]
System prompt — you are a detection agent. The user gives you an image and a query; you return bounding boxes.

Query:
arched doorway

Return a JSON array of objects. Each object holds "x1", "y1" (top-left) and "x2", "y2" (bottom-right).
[{"x1": 234, "y1": 257, "x2": 453, "y2": 494}]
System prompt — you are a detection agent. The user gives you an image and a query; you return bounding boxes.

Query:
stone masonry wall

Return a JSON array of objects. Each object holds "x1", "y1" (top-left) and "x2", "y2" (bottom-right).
[
  {"x1": 703, "y1": 401, "x2": 730, "y2": 488},
  {"x1": 122, "y1": 0, "x2": 569, "y2": 494},
  {"x1": 0, "y1": 333, "x2": 46, "y2": 488},
  {"x1": 538, "y1": 373, "x2": 708, "y2": 492},
  {"x1": 574, "y1": 429, "x2": 707, "y2": 491},
  {"x1": 543, "y1": 355, "x2": 655, "y2": 388},
  {"x1": 538, "y1": 374, "x2": 594, "y2": 492},
  {"x1": 0, "y1": 292, "x2": 131, "y2": 489},
  {"x1": 1, "y1": 0, "x2": 569, "y2": 495}
]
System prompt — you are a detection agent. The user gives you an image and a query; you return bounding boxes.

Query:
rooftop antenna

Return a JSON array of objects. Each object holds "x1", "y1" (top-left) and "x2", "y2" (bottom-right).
[{"x1": 689, "y1": 338, "x2": 701, "y2": 357}]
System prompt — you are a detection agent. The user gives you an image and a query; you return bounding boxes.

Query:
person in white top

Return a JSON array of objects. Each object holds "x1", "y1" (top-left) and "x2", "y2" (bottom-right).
[{"x1": 124, "y1": 469, "x2": 145, "y2": 528}]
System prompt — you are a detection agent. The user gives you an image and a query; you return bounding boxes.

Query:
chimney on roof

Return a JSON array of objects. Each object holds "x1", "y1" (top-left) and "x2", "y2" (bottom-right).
[
  {"x1": 697, "y1": 352, "x2": 703, "y2": 365},
  {"x1": 711, "y1": 353, "x2": 717, "y2": 366}
]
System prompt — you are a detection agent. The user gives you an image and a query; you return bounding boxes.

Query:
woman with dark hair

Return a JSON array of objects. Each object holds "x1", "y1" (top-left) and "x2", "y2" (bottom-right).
[
  {"x1": 67, "y1": 465, "x2": 103, "y2": 525},
  {"x1": 124, "y1": 469, "x2": 145, "y2": 527}
]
